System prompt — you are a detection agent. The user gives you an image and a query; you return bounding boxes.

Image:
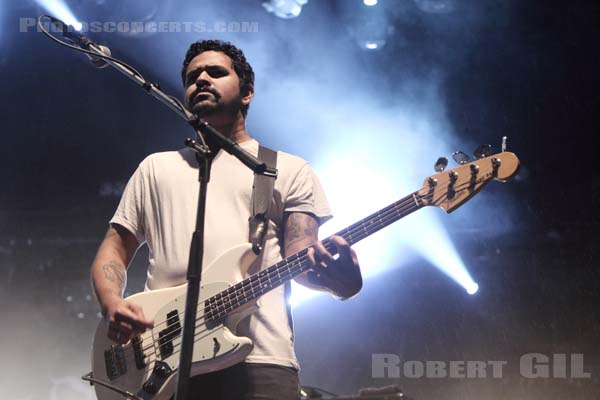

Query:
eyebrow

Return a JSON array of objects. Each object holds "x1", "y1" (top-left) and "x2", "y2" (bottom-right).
[{"x1": 186, "y1": 64, "x2": 229, "y2": 79}]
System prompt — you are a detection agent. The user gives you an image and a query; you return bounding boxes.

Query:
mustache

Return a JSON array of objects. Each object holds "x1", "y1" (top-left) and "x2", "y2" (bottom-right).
[{"x1": 191, "y1": 86, "x2": 221, "y2": 103}]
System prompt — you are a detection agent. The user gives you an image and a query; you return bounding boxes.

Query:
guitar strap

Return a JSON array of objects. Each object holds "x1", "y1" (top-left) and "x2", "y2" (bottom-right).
[
  {"x1": 249, "y1": 145, "x2": 296, "y2": 336},
  {"x1": 248, "y1": 145, "x2": 278, "y2": 255}
]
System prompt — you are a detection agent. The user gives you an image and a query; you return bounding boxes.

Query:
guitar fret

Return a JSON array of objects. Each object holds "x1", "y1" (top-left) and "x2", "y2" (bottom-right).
[
  {"x1": 204, "y1": 192, "x2": 424, "y2": 323},
  {"x1": 106, "y1": 155, "x2": 516, "y2": 393}
]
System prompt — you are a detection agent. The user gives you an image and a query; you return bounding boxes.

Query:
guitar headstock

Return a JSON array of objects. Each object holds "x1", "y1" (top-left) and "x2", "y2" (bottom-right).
[{"x1": 417, "y1": 152, "x2": 520, "y2": 213}]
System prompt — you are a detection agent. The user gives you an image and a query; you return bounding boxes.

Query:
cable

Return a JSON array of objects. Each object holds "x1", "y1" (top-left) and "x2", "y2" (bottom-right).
[{"x1": 37, "y1": 15, "x2": 145, "y2": 81}]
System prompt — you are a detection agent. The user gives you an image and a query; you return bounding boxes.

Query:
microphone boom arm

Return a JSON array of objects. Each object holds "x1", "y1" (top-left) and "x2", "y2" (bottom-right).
[{"x1": 38, "y1": 15, "x2": 275, "y2": 176}]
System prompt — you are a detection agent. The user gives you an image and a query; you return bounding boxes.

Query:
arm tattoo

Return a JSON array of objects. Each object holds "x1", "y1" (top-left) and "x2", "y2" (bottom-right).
[
  {"x1": 284, "y1": 213, "x2": 318, "y2": 253},
  {"x1": 102, "y1": 260, "x2": 126, "y2": 290}
]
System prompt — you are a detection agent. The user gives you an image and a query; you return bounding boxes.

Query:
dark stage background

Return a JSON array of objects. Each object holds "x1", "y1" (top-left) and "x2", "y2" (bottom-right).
[{"x1": 1, "y1": 0, "x2": 599, "y2": 399}]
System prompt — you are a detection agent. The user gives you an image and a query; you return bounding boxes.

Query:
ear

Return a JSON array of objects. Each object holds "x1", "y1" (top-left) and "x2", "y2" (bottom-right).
[{"x1": 241, "y1": 84, "x2": 254, "y2": 105}]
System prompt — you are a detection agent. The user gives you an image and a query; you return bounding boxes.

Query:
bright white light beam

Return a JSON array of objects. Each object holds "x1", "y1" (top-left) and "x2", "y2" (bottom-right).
[
  {"x1": 404, "y1": 207, "x2": 479, "y2": 296},
  {"x1": 290, "y1": 152, "x2": 478, "y2": 306},
  {"x1": 36, "y1": 0, "x2": 83, "y2": 31}
]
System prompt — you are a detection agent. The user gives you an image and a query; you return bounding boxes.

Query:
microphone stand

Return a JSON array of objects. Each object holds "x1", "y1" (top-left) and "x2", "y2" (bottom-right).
[{"x1": 40, "y1": 16, "x2": 277, "y2": 400}]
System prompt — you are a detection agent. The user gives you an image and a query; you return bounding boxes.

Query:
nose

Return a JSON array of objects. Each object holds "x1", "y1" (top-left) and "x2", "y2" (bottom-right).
[{"x1": 195, "y1": 70, "x2": 212, "y2": 87}]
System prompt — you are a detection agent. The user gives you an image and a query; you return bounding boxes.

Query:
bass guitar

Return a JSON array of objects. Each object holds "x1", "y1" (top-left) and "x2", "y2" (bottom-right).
[{"x1": 85, "y1": 151, "x2": 519, "y2": 400}]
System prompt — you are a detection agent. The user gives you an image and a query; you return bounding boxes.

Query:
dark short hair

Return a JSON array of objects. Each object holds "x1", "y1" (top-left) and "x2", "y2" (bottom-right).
[{"x1": 181, "y1": 40, "x2": 255, "y2": 118}]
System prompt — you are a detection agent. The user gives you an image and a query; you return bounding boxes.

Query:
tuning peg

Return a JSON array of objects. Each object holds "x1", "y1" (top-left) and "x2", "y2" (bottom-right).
[
  {"x1": 434, "y1": 157, "x2": 448, "y2": 172},
  {"x1": 473, "y1": 144, "x2": 493, "y2": 159},
  {"x1": 452, "y1": 150, "x2": 470, "y2": 165}
]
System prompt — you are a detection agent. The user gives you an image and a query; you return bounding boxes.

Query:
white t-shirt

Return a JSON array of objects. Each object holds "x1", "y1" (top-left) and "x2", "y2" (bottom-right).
[{"x1": 110, "y1": 139, "x2": 332, "y2": 369}]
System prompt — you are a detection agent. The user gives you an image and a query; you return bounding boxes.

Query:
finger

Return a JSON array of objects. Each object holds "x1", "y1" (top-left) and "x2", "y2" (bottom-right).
[
  {"x1": 113, "y1": 320, "x2": 134, "y2": 332},
  {"x1": 129, "y1": 303, "x2": 154, "y2": 328},
  {"x1": 108, "y1": 325, "x2": 132, "y2": 344},
  {"x1": 331, "y1": 236, "x2": 357, "y2": 265},
  {"x1": 109, "y1": 321, "x2": 132, "y2": 334},
  {"x1": 312, "y1": 241, "x2": 334, "y2": 267},
  {"x1": 306, "y1": 246, "x2": 317, "y2": 267},
  {"x1": 114, "y1": 307, "x2": 151, "y2": 333},
  {"x1": 114, "y1": 306, "x2": 141, "y2": 325}
]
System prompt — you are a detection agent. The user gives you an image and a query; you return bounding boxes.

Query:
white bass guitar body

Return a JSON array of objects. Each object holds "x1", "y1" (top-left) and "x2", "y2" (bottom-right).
[
  {"x1": 90, "y1": 243, "x2": 259, "y2": 400},
  {"x1": 87, "y1": 151, "x2": 520, "y2": 400}
]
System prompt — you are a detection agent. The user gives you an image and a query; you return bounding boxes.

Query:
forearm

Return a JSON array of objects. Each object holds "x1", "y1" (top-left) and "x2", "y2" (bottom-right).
[
  {"x1": 284, "y1": 212, "x2": 362, "y2": 299},
  {"x1": 91, "y1": 256, "x2": 127, "y2": 314},
  {"x1": 91, "y1": 225, "x2": 138, "y2": 314},
  {"x1": 284, "y1": 212, "x2": 332, "y2": 293}
]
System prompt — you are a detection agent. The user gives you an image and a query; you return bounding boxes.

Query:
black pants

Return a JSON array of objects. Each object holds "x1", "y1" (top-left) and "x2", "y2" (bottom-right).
[{"x1": 176, "y1": 363, "x2": 300, "y2": 400}]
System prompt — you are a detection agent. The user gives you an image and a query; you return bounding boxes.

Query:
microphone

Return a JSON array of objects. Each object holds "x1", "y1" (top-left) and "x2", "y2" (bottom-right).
[{"x1": 48, "y1": 16, "x2": 112, "y2": 69}]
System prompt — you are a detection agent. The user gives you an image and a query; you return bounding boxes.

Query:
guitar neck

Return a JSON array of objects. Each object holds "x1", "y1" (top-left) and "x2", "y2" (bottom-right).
[
  {"x1": 327, "y1": 191, "x2": 422, "y2": 248},
  {"x1": 204, "y1": 191, "x2": 423, "y2": 322}
]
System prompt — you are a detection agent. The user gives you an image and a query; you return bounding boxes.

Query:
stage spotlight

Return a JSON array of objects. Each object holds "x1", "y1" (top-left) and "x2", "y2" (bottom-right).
[
  {"x1": 262, "y1": 0, "x2": 308, "y2": 19},
  {"x1": 407, "y1": 208, "x2": 480, "y2": 297},
  {"x1": 35, "y1": 0, "x2": 82, "y2": 30},
  {"x1": 466, "y1": 282, "x2": 479, "y2": 295},
  {"x1": 347, "y1": 4, "x2": 393, "y2": 50},
  {"x1": 364, "y1": 41, "x2": 384, "y2": 50},
  {"x1": 288, "y1": 148, "x2": 479, "y2": 306},
  {"x1": 363, "y1": 0, "x2": 378, "y2": 6}
]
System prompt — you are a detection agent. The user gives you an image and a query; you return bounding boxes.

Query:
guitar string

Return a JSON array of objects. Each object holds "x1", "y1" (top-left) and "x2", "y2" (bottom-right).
[
  {"x1": 108, "y1": 189, "x2": 430, "y2": 368},
  {"x1": 109, "y1": 248, "x2": 315, "y2": 367},
  {"x1": 124, "y1": 190, "x2": 428, "y2": 363},
  {"x1": 110, "y1": 166, "x2": 490, "y2": 351},
  {"x1": 148, "y1": 189, "x2": 423, "y2": 336},
  {"x1": 137, "y1": 193, "x2": 416, "y2": 365},
  {"x1": 112, "y1": 182, "x2": 468, "y2": 367},
  {"x1": 136, "y1": 256, "x2": 315, "y2": 368},
  {"x1": 155, "y1": 193, "x2": 418, "y2": 323}
]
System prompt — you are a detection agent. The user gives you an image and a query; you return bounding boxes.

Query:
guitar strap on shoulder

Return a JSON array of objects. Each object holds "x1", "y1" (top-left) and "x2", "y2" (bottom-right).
[
  {"x1": 249, "y1": 146, "x2": 295, "y2": 337},
  {"x1": 248, "y1": 145, "x2": 278, "y2": 255}
]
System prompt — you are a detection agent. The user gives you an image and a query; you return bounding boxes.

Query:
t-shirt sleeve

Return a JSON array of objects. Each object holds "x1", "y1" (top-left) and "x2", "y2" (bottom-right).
[
  {"x1": 109, "y1": 160, "x2": 148, "y2": 244},
  {"x1": 284, "y1": 163, "x2": 333, "y2": 225}
]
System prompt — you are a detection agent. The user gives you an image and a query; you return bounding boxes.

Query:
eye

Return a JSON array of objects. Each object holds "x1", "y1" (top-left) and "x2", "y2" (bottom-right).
[
  {"x1": 207, "y1": 67, "x2": 227, "y2": 77},
  {"x1": 185, "y1": 72, "x2": 198, "y2": 86}
]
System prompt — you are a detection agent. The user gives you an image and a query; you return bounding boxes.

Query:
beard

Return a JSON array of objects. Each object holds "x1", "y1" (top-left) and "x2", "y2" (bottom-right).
[
  {"x1": 189, "y1": 90, "x2": 220, "y2": 115},
  {"x1": 190, "y1": 97, "x2": 244, "y2": 123},
  {"x1": 191, "y1": 99, "x2": 218, "y2": 117}
]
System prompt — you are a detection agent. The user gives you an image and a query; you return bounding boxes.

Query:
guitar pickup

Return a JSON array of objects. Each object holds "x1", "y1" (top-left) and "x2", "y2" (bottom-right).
[
  {"x1": 104, "y1": 344, "x2": 127, "y2": 380},
  {"x1": 158, "y1": 310, "x2": 181, "y2": 359},
  {"x1": 132, "y1": 335, "x2": 147, "y2": 370}
]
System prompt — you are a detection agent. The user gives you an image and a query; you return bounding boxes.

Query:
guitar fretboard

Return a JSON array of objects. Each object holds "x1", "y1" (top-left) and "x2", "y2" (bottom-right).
[{"x1": 203, "y1": 191, "x2": 424, "y2": 321}]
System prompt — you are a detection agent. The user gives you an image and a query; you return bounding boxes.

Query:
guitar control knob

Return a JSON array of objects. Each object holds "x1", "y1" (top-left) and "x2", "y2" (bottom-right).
[
  {"x1": 154, "y1": 362, "x2": 169, "y2": 377},
  {"x1": 143, "y1": 381, "x2": 158, "y2": 394}
]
